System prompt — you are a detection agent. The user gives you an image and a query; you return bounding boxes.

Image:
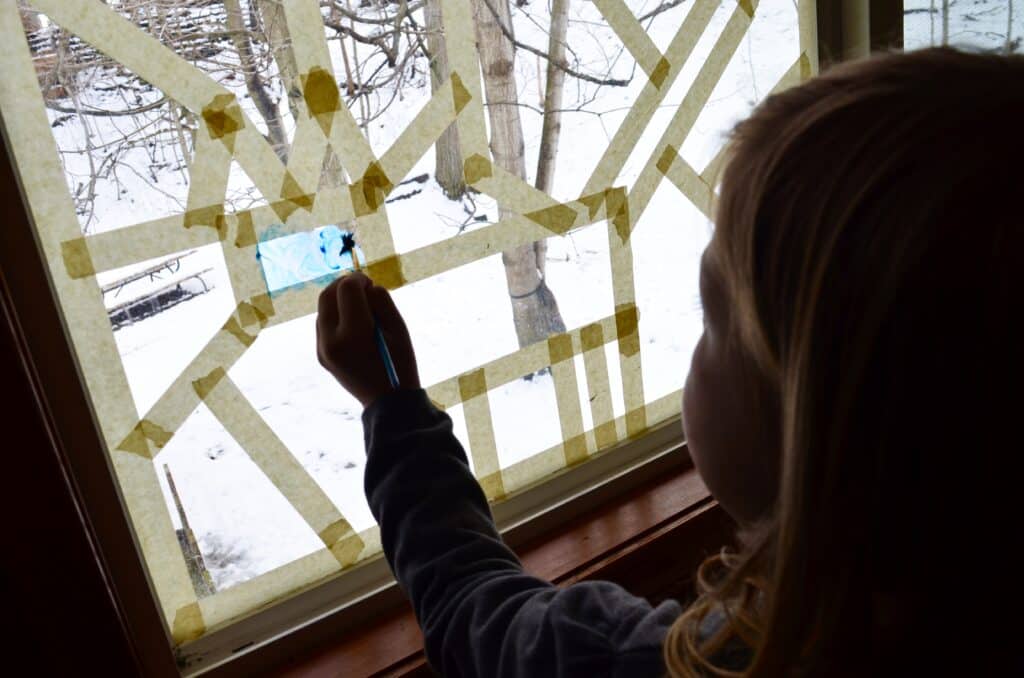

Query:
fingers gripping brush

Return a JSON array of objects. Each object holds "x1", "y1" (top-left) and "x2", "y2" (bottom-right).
[
  {"x1": 255, "y1": 226, "x2": 401, "y2": 389},
  {"x1": 339, "y1": 233, "x2": 401, "y2": 389}
]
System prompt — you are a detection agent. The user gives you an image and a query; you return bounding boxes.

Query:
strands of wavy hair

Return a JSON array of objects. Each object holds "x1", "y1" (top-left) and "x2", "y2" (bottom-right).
[{"x1": 664, "y1": 48, "x2": 1024, "y2": 677}]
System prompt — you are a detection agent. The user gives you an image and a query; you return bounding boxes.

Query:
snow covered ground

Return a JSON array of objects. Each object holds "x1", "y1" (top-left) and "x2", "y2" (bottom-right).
[
  {"x1": 905, "y1": 0, "x2": 1020, "y2": 53},
  {"x1": 41, "y1": 1, "x2": 1016, "y2": 593}
]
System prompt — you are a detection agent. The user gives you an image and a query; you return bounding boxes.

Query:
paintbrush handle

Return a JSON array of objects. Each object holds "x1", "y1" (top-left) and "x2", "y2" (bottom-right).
[{"x1": 373, "y1": 319, "x2": 401, "y2": 389}]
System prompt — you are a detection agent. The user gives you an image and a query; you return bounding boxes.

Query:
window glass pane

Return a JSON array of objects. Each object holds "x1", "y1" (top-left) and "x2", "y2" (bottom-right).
[
  {"x1": 905, "y1": 0, "x2": 1022, "y2": 53},
  {"x1": 1, "y1": 0, "x2": 811, "y2": 647}
]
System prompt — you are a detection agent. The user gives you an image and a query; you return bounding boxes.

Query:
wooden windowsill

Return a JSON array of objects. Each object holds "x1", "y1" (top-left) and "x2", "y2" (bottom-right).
[{"x1": 263, "y1": 465, "x2": 735, "y2": 678}]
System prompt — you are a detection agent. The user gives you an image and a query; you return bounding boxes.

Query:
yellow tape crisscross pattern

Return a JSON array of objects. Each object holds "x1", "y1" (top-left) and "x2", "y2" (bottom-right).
[{"x1": 0, "y1": 0, "x2": 817, "y2": 645}]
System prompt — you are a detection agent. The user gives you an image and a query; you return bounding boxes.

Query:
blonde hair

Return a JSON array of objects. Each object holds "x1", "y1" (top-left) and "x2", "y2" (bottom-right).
[{"x1": 665, "y1": 48, "x2": 1024, "y2": 676}]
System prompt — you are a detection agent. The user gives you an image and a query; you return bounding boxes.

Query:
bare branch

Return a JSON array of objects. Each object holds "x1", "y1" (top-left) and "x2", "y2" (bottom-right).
[
  {"x1": 45, "y1": 96, "x2": 169, "y2": 118},
  {"x1": 478, "y1": 0, "x2": 631, "y2": 87},
  {"x1": 637, "y1": 0, "x2": 690, "y2": 23}
]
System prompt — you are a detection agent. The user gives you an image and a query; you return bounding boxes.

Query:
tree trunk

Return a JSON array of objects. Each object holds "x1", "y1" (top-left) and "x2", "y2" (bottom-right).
[
  {"x1": 929, "y1": 0, "x2": 935, "y2": 45},
  {"x1": 255, "y1": 0, "x2": 346, "y2": 187},
  {"x1": 533, "y1": 0, "x2": 569, "y2": 280},
  {"x1": 473, "y1": 0, "x2": 565, "y2": 350},
  {"x1": 224, "y1": 0, "x2": 289, "y2": 161},
  {"x1": 426, "y1": 0, "x2": 466, "y2": 199},
  {"x1": 255, "y1": 0, "x2": 303, "y2": 120},
  {"x1": 941, "y1": 0, "x2": 949, "y2": 45},
  {"x1": 1007, "y1": 0, "x2": 1014, "y2": 54}
]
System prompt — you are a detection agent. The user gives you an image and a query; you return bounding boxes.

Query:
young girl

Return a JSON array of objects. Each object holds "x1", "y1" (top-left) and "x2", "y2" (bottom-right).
[{"x1": 316, "y1": 48, "x2": 1024, "y2": 676}]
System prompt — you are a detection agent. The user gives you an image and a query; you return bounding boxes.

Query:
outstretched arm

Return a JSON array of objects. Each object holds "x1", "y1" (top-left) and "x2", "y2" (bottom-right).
[{"x1": 317, "y1": 273, "x2": 681, "y2": 677}]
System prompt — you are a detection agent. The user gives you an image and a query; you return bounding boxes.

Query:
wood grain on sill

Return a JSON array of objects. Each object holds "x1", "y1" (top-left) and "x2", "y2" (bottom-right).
[{"x1": 276, "y1": 467, "x2": 734, "y2": 678}]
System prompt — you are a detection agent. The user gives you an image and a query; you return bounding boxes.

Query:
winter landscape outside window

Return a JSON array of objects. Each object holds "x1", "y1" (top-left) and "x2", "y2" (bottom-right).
[
  {"x1": 904, "y1": 0, "x2": 1020, "y2": 54},
  {"x1": 1, "y1": 0, "x2": 814, "y2": 652}
]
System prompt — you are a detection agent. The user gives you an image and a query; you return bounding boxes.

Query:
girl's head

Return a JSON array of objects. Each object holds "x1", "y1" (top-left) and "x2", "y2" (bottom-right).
[{"x1": 673, "y1": 48, "x2": 1024, "y2": 675}]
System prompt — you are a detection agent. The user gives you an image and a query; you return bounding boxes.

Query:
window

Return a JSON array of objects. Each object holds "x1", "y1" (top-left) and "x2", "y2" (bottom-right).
[
  {"x1": 0, "y1": 0, "x2": 814, "y2": 669},
  {"x1": 904, "y1": 0, "x2": 1021, "y2": 53}
]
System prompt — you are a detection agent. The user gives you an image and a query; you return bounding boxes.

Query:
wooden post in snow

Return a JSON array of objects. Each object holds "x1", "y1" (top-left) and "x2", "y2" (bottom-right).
[{"x1": 164, "y1": 464, "x2": 216, "y2": 598}]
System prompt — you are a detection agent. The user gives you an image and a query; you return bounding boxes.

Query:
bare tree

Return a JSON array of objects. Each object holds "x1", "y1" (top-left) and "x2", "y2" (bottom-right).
[
  {"x1": 532, "y1": 0, "x2": 570, "y2": 283},
  {"x1": 224, "y1": 0, "x2": 289, "y2": 160},
  {"x1": 942, "y1": 0, "x2": 949, "y2": 45},
  {"x1": 425, "y1": 0, "x2": 465, "y2": 198},
  {"x1": 253, "y1": 0, "x2": 303, "y2": 119},
  {"x1": 1008, "y1": 0, "x2": 1014, "y2": 54},
  {"x1": 473, "y1": 0, "x2": 565, "y2": 350}
]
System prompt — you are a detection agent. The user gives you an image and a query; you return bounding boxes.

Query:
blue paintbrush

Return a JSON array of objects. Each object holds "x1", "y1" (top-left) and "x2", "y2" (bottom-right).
[
  {"x1": 340, "y1": 233, "x2": 400, "y2": 389},
  {"x1": 255, "y1": 225, "x2": 400, "y2": 389}
]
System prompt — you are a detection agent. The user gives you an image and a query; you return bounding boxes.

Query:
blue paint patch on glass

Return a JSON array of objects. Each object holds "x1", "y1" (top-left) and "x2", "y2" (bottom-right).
[{"x1": 256, "y1": 225, "x2": 364, "y2": 295}]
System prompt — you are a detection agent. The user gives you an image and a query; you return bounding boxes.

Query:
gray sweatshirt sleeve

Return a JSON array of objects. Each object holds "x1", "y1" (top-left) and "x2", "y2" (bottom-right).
[{"x1": 363, "y1": 388, "x2": 682, "y2": 678}]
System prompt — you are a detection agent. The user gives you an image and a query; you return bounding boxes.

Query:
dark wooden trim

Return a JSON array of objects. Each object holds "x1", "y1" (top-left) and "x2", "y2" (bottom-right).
[
  {"x1": 0, "y1": 278, "x2": 140, "y2": 677},
  {"x1": 0, "y1": 125, "x2": 177, "y2": 677},
  {"x1": 817, "y1": 0, "x2": 905, "y2": 69},
  {"x1": 270, "y1": 468, "x2": 735, "y2": 678},
  {"x1": 871, "y1": 0, "x2": 904, "y2": 51},
  {"x1": 815, "y1": 0, "x2": 845, "y2": 68}
]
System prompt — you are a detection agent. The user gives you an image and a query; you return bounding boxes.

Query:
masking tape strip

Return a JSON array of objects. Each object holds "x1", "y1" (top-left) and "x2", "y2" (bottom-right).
[
  {"x1": 353, "y1": 209, "x2": 401, "y2": 281},
  {"x1": 591, "y1": 0, "x2": 664, "y2": 78},
  {"x1": 499, "y1": 389, "x2": 682, "y2": 497},
  {"x1": 2, "y1": 2, "x2": 200, "y2": 633},
  {"x1": 283, "y1": 0, "x2": 335, "y2": 76},
  {"x1": 798, "y1": 0, "x2": 819, "y2": 76},
  {"x1": 196, "y1": 371, "x2": 364, "y2": 567},
  {"x1": 619, "y1": 0, "x2": 754, "y2": 241},
  {"x1": 471, "y1": 162, "x2": 632, "y2": 237},
  {"x1": 219, "y1": 205, "x2": 283, "y2": 308},
  {"x1": 60, "y1": 237, "x2": 96, "y2": 279},
  {"x1": 287, "y1": 1, "x2": 378, "y2": 178},
  {"x1": 547, "y1": 334, "x2": 589, "y2": 466},
  {"x1": 580, "y1": 323, "x2": 620, "y2": 450},
  {"x1": 657, "y1": 145, "x2": 715, "y2": 221},
  {"x1": 300, "y1": 67, "x2": 336, "y2": 140},
  {"x1": 115, "y1": 296, "x2": 274, "y2": 460},
  {"x1": 61, "y1": 121, "x2": 233, "y2": 277},
  {"x1": 187, "y1": 117, "x2": 235, "y2": 220},
  {"x1": 378, "y1": 76, "x2": 463, "y2": 185},
  {"x1": 194, "y1": 523, "x2": 383, "y2": 635},
  {"x1": 326, "y1": 116, "x2": 386, "y2": 198},
  {"x1": 583, "y1": 0, "x2": 720, "y2": 194},
  {"x1": 700, "y1": 143, "x2": 730, "y2": 190},
  {"x1": 80, "y1": 213, "x2": 222, "y2": 275},
  {"x1": 75, "y1": 185, "x2": 339, "y2": 278},
  {"x1": 230, "y1": 122, "x2": 310, "y2": 212},
  {"x1": 441, "y1": 0, "x2": 490, "y2": 158},
  {"x1": 172, "y1": 601, "x2": 206, "y2": 645},
  {"x1": 472, "y1": 162, "x2": 572, "y2": 215},
  {"x1": 606, "y1": 188, "x2": 645, "y2": 437},
  {"x1": 196, "y1": 548, "x2": 341, "y2": 636},
  {"x1": 458, "y1": 369, "x2": 506, "y2": 500},
  {"x1": 284, "y1": 115, "x2": 332, "y2": 190},
  {"x1": 772, "y1": 52, "x2": 808, "y2": 95},
  {"x1": 660, "y1": 52, "x2": 805, "y2": 219},
  {"x1": 428, "y1": 311, "x2": 628, "y2": 409},
  {"x1": 692, "y1": 49, "x2": 806, "y2": 190}
]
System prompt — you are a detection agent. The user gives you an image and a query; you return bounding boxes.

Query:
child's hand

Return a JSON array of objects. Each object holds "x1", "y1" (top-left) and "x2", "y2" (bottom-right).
[{"x1": 316, "y1": 272, "x2": 420, "y2": 407}]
